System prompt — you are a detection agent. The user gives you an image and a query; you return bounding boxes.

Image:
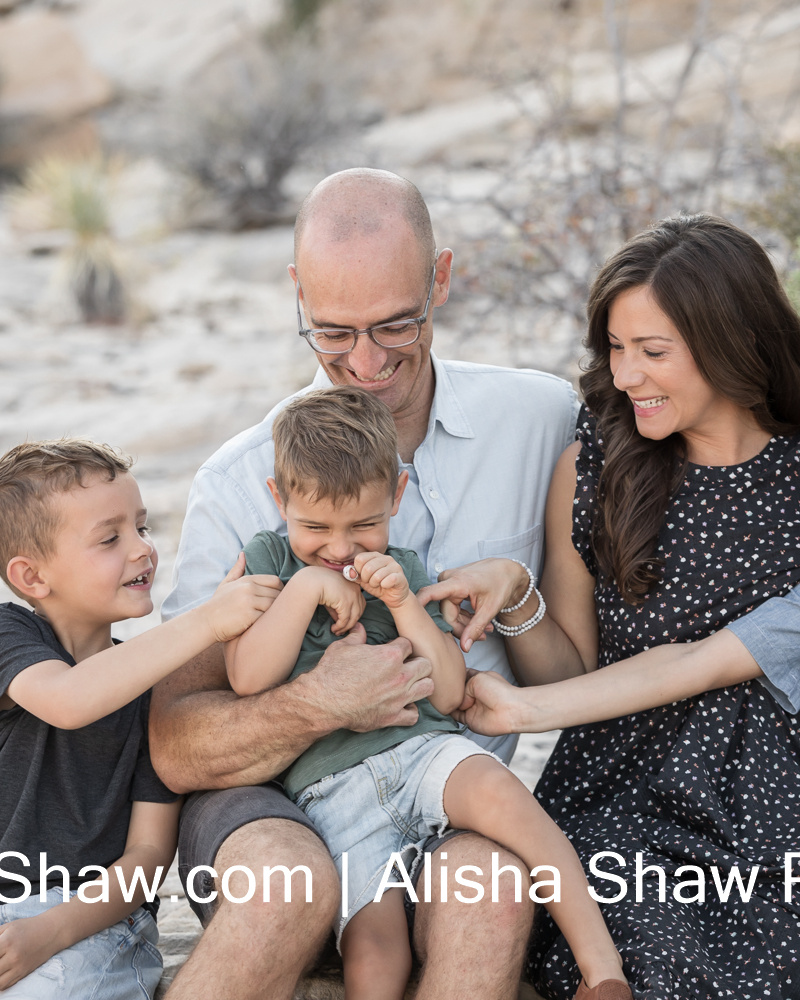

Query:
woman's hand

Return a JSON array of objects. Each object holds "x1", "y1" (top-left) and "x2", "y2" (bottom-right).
[
  {"x1": 417, "y1": 558, "x2": 531, "y2": 651},
  {"x1": 452, "y1": 669, "x2": 527, "y2": 735}
]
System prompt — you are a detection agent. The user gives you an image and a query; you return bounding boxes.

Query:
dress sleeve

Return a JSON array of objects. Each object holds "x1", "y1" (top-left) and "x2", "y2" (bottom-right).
[
  {"x1": 571, "y1": 405, "x2": 603, "y2": 578},
  {"x1": 725, "y1": 583, "x2": 800, "y2": 713}
]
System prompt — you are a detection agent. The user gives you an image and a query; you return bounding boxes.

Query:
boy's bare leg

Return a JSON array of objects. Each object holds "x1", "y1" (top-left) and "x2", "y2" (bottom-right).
[
  {"x1": 443, "y1": 758, "x2": 626, "y2": 990},
  {"x1": 412, "y1": 833, "x2": 534, "y2": 1000},
  {"x1": 164, "y1": 820, "x2": 339, "y2": 1000},
  {"x1": 341, "y1": 891, "x2": 412, "y2": 1000}
]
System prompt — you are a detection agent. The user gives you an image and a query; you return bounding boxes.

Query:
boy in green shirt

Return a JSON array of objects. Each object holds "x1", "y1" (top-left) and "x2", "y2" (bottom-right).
[{"x1": 225, "y1": 387, "x2": 632, "y2": 1000}]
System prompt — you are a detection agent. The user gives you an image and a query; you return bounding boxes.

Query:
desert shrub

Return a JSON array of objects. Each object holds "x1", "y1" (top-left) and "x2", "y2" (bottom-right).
[
  {"x1": 151, "y1": 23, "x2": 358, "y2": 230},
  {"x1": 13, "y1": 156, "x2": 128, "y2": 323}
]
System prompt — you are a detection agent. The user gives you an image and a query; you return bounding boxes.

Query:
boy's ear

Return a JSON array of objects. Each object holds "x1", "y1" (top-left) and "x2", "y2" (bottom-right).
[
  {"x1": 391, "y1": 470, "x2": 409, "y2": 516},
  {"x1": 6, "y1": 556, "x2": 51, "y2": 601},
  {"x1": 266, "y1": 477, "x2": 288, "y2": 521}
]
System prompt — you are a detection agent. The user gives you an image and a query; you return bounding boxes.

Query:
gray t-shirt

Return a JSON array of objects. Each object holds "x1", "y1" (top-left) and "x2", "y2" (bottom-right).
[{"x1": 0, "y1": 603, "x2": 177, "y2": 903}]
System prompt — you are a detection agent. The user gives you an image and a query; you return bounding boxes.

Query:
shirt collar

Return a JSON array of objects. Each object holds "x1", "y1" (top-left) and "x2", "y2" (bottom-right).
[
  {"x1": 309, "y1": 351, "x2": 474, "y2": 440},
  {"x1": 428, "y1": 352, "x2": 474, "y2": 439}
]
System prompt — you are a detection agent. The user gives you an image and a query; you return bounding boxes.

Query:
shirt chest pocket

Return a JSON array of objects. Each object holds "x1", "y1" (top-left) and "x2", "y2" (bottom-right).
[{"x1": 477, "y1": 524, "x2": 543, "y2": 576}]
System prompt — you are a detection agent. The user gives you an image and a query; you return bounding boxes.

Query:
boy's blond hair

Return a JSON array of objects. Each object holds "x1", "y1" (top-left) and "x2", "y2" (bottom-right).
[
  {"x1": 0, "y1": 439, "x2": 132, "y2": 596},
  {"x1": 273, "y1": 387, "x2": 399, "y2": 505}
]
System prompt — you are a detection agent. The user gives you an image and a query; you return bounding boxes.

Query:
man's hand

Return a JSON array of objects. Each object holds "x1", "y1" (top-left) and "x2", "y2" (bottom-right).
[
  {"x1": 309, "y1": 624, "x2": 434, "y2": 731},
  {"x1": 452, "y1": 669, "x2": 523, "y2": 735},
  {"x1": 352, "y1": 552, "x2": 410, "y2": 609},
  {"x1": 417, "y1": 558, "x2": 530, "y2": 652},
  {"x1": 205, "y1": 553, "x2": 284, "y2": 643},
  {"x1": 0, "y1": 913, "x2": 58, "y2": 991}
]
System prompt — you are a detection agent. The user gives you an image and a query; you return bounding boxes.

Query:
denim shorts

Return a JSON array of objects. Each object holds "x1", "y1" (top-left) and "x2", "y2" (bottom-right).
[
  {"x1": 0, "y1": 887, "x2": 162, "y2": 999},
  {"x1": 294, "y1": 731, "x2": 496, "y2": 946}
]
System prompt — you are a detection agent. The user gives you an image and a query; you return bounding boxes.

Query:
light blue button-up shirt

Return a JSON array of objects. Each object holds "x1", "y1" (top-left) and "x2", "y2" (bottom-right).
[
  {"x1": 726, "y1": 585, "x2": 800, "y2": 713},
  {"x1": 163, "y1": 353, "x2": 580, "y2": 762}
]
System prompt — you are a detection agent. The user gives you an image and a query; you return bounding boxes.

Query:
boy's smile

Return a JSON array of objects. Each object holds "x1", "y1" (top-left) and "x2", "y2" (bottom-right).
[
  {"x1": 267, "y1": 475, "x2": 408, "y2": 570},
  {"x1": 34, "y1": 471, "x2": 157, "y2": 634}
]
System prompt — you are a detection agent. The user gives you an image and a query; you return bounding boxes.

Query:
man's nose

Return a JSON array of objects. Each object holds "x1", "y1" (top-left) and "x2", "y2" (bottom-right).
[{"x1": 345, "y1": 331, "x2": 390, "y2": 379}]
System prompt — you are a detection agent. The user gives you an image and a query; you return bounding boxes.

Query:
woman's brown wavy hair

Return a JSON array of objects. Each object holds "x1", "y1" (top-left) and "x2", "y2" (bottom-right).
[{"x1": 580, "y1": 213, "x2": 800, "y2": 603}]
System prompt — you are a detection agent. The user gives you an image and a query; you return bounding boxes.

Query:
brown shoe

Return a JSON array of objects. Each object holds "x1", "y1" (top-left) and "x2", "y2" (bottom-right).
[{"x1": 573, "y1": 978, "x2": 633, "y2": 1000}]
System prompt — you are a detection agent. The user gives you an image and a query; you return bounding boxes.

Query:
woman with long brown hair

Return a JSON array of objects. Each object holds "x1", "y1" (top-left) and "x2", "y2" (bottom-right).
[{"x1": 424, "y1": 214, "x2": 800, "y2": 998}]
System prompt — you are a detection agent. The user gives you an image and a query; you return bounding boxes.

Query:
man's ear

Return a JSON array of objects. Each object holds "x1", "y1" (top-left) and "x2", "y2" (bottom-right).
[
  {"x1": 391, "y1": 470, "x2": 409, "y2": 516},
  {"x1": 6, "y1": 556, "x2": 50, "y2": 601},
  {"x1": 266, "y1": 478, "x2": 288, "y2": 521},
  {"x1": 432, "y1": 248, "x2": 454, "y2": 308},
  {"x1": 287, "y1": 264, "x2": 298, "y2": 288}
]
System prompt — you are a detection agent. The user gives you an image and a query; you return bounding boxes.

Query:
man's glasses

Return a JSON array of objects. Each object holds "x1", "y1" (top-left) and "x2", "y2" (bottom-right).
[{"x1": 297, "y1": 261, "x2": 437, "y2": 355}]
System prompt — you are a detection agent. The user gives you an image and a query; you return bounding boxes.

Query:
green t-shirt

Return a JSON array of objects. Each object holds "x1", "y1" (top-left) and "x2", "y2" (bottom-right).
[{"x1": 243, "y1": 531, "x2": 461, "y2": 798}]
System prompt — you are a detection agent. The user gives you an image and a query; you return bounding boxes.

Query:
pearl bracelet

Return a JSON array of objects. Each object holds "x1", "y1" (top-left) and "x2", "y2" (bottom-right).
[
  {"x1": 498, "y1": 560, "x2": 535, "y2": 613},
  {"x1": 491, "y1": 561, "x2": 546, "y2": 636}
]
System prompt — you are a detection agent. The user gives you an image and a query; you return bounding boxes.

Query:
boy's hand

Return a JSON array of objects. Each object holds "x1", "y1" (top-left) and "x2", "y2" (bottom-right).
[
  {"x1": 352, "y1": 552, "x2": 410, "y2": 609},
  {"x1": 303, "y1": 566, "x2": 366, "y2": 635},
  {"x1": 206, "y1": 553, "x2": 284, "y2": 643},
  {"x1": 0, "y1": 913, "x2": 58, "y2": 991}
]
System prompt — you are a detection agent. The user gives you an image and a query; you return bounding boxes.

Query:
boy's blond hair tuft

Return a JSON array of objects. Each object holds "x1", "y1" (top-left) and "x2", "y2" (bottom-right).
[
  {"x1": 0, "y1": 438, "x2": 133, "y2": 598},
  {"x1": 273, "y1": 387, "x2": 398, "y2": 505}
]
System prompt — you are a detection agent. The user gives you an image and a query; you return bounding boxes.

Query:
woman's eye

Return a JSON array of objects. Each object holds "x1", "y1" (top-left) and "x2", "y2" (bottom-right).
[{"x1": 644, "y1": 350, "x2": 665, "y2": 359}]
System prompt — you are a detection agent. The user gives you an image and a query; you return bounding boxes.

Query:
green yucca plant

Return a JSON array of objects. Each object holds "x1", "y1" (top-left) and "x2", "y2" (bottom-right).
[{"x1": 16, "y1": 156, "x2": 128, "y2": 324}]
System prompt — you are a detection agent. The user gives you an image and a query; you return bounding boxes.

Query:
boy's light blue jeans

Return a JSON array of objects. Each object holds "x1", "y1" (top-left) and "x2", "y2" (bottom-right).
[
  {"x1": 0, "y1": 887, "x2": 162, "y2": 999},
  {"x1": 295, "y1": 730, "x2": 497, "y2": 946}
]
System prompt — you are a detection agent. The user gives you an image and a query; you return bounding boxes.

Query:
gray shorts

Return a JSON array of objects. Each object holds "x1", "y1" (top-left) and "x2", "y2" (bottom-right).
[
  {"x1": 177, "y1": 782, "x2": 319, "y2": 925},
  {"x1": 177, "y1": 780, "x2": 463, "y2": 934}
]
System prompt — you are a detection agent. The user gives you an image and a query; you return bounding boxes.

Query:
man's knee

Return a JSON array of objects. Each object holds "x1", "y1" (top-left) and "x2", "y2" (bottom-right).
[
  {"x1": 413, "y1": 833, "x2": 534, "y2": 959},
  {"x1": 207, "y1": 819, "x2": 339, "y2": 930}
]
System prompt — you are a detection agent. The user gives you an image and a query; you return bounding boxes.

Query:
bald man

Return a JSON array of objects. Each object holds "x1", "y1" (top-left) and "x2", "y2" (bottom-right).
[{"x1": 152, "y1": 169, "x2": 579, "y2": 999}]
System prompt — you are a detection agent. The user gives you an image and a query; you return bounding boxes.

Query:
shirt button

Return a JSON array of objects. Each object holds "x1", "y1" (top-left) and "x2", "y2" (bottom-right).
[
  {"x1": 434, "y1": 563, "x2": 444, "y2": 574},
  {"x1": 429, "y1": 489, "x2": 439, "y2": 499}
]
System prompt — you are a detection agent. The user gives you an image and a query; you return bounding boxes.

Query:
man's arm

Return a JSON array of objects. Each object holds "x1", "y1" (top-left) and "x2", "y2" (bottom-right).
[
  {"x1": 0, "y1": 800, "x2": 180, "y2": 991},
  {"x1": 149, "y1": 631, "x2": 436, "y2": 794}
]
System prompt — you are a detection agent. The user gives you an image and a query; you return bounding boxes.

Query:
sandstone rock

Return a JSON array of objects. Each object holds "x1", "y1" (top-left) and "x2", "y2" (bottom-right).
[{"x1": 0, "y1": 11, "x2": 112, "y2": 121}]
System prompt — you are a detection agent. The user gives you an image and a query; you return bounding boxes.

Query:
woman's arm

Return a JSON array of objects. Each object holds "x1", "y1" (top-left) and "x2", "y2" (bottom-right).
[
  {"x1": 504, "y1": 442, "x2": 599, "y2": 683},
  {"x1": 418, "y1": 442, "x2": 598, "y2": 685},
  {"x1": 0, "y1": 799, "x2": 181, "y2": 991},
  {"x1": 355, "y1": 551, "x2": 465, "y2": 715},
  {"x1": 456, "y1": 628, "x2": 762, "y2": 734}
]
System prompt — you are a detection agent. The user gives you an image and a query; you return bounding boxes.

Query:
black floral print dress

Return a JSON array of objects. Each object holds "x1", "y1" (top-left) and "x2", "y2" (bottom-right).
[{"x1": 527, "y1": 410, "x2": 800, "y2": 1000}]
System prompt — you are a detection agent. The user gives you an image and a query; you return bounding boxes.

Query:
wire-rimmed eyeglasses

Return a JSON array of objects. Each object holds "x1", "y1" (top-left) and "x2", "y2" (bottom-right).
[{"x1": 296, "y1": 260, "x2": 437, "y2": 355}]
